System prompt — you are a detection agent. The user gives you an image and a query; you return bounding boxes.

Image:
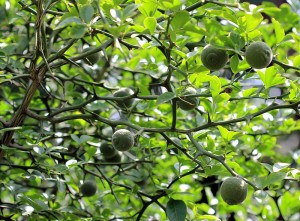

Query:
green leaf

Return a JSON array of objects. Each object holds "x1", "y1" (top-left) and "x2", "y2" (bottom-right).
[
  {"x1": 129, "y1": 25, "x2": 145, "y2": 33},
  {"x1": 144, "y1": 17, "x2": 157, "y2": 34},
  {"x1": 166, "y1": 199, "x2": 187, "y2": 221},
  {"x1": 56, "y1": 16, "x2": 82, "y2": 29},
  {"x1": 0, "y1": 59, "x2": 6, "y2": 69},
  {"x1": 257, "y1": 66, "x2": 286, "y2": 89},
  {"x1": 71, "y1": 134, "x2": 80, "y2": 144},
  {"x1": 66, "y1": 159, "x2": 78, "y2": 168},
  {"x1": 280, "y1": 34, "x2": 294, "y2": 44},
  {"x1": 214, "y1": 93, "x2": 230, "y2": 104},
  {"x1": 288, "y1": 81, "x2": 300, "y2": 101},
  {"x1": 136, "y1": 0, "x2": 157, "y2": 16},
  {"x1": 210, "y1": 76, "x2": 221, "y2": 98},
  {"x1": 293, "y1": 55, "x2": 300, "y2": 67},
  {"x1": 45, "y1": 146, "x2": 67, "y2": 154},
  {"x1": 242, "y1": 88, "x2": 258, "y2": 97},
  {"x1": 196, "y1": 215, "x2": 221, "y2": 221},
  {"x1": 188, "y1": 71, "x2": 211, "y2": 87},
  {"x1": 79, "y1": 135, "x2": 92, "y2": 144},
  {"x1": 123, "y1": 4, "x2": 139, "y2": 20},
  {"x1": 230, "y1": 54, "x2": 239, "y2": 74},
  {"x1": 113, "y1": 0, "x2": 123, "y2": 5},
  {"x1": 217, "y1": 126, "x2": 240, "y2": 142},
  {"x1": 171, "y1": 10, "x2": 190, "y2": 30},
  {"x1": 79, "y1": 5, "x2": 94, "y2": 23},
  {"x1": 229, "y1": 32, "x2": 245, "y2": 51},
  {"x1": 210, "y1": 36, "x2": 235, "y2": 50},
  {"x1": 18, "y1": 195, "x2": 49, "y2": 212},
  {"x1": 273, "y1": 163, "x2": 290, "y2": 172},
  {"x1": 272, "y1": 18, "x2": 285, "y2": 44},
  {"x1": 53, "y1": 164, "x2": 69, "y2": 173},
  {"x1": 261, "y1": 163, "x2": 273, "y2": 173},
  {"x1": 279, "y1": 191, "x2": 300, "y2": 218},
  {"x1": 256, "y1": 172, "x2": 286, "y2": 189},
  {"x1": 246, "y1": 13, "x2": 263, "y2": 32},
  {"x1": 157, "y1": 92, "x2": 175, "y2": 105},
  {"x1": 69, "y1": 24, "x2": 87, "y2": 39}
]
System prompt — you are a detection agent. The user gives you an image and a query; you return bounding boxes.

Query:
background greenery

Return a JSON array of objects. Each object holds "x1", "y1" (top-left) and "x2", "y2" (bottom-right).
[{"x1": 0, "y1": 0, "x2": 300, "y2": 220}]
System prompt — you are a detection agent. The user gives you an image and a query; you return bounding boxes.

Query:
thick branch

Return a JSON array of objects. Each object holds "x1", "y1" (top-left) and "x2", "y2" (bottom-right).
[{"x1": 1, "y1": 68, "x2": 47, "y2": 145}]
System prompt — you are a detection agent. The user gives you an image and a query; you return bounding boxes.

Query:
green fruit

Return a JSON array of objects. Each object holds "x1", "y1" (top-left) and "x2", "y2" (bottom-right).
[
  {"x1": 113, "y1": 88, "x2": 135, "y2": 109},
  {"x1": 201, "y1": 45, "x2": 229, "y2": 71},
  {"x1": 177, "y1": 87, "x2": 199, "y2": 111},
  {"x1": 245, "y1": 41, "x2": 273, "y2": 69},
  {"x1": 80, "y1": 180, "x2": 97, "y2": 197},
  {"x1": 220, "y1": 177, "x2": 248, "y2": 205},
  {"x1": 112, "y1": 129, "x2": 134, "y2": 151},
  {"x1": 104, "y1": 152, "x2": 122, "y2": 163},
  {"x1": 100, "y1": 141, "x2": 118, "y2": 159},
  {"x1": 83, "y1": 47, "x2": 101, "y2": 65}
]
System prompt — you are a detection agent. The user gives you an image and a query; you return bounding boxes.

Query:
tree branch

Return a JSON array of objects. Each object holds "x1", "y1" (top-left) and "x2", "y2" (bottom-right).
[{"x1": 187, "y1": 133, "x2": 259, "y2": 190}]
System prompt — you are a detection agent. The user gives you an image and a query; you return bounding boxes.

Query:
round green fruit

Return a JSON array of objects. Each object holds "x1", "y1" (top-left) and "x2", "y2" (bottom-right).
[
  {"x1": 177, "y1": 87, "x2": 199, "y2": 111},
  {"x1": 80, "y1": 180, "x2": 97, "y2": 197},
  {"x1": 83, "y1": 47, "x2": 101, "y2": 65},
  {"x1": 220, "y1": 177, "x2": 248, "y2": 205},
  {"x1": 112, "y1": 129, "x2": 134, "y2": 151},
  {"x1": 113, "y1": 88, "x2": 135, "y2": 109},
  {"x1": 245, "y1": 41, "x2": 272, "y2": 69},
  {"x1": 100, "y1": 141, "x2": 118, "y2": 159},
  {"x1": 201, "y1": 45, "x2": 229, "y2": 71},
  {"x1": 104, "y1": 152, "x2": 122, "y2": 163}
]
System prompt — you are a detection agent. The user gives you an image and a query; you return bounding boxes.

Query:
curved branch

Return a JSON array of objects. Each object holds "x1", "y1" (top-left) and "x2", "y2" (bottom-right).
[
  {"x1": 187, "y1": 133, "x2": 259, "y2": 190},
  {"x1": 273, "y1": 59, "x2": 300, "y2": 71}
]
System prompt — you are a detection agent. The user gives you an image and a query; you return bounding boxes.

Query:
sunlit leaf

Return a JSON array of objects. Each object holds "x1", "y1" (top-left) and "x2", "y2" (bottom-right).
[
  {"x1": 257, "y1": 66, "x2": 286, "y2": 89},
  {"x1": 144, "y1": 17, "x2": 157, "y2": 34},
  {"x1": 272, "y1": 18, "x2": 285, "y2": 43}
]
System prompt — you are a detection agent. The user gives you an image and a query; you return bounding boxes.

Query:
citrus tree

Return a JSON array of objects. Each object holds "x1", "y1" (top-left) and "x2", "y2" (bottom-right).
[{"x1": 0, "y1": 0, "x2": 300, "y2": 220}]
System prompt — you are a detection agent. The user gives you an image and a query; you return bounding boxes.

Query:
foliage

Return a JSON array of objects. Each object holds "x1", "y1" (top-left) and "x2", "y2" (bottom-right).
[{"x1": 0, "y1": 0, "x2": 300, "y2": 220}]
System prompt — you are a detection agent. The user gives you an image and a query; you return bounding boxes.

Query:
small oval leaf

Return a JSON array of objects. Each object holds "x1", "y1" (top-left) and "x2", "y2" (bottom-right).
[
  {"x1": 166, "y1": 199, "x2": 187, "y2": 221},
  {"x1": 80, "y1": 5, "x2": 94, "y2": 23},
  {"x1": 156, "y1": 92, "x2": 175, "y2": 105},
  {"x1": 144, "y1": 17, "x2": 157, "y2": 35}
]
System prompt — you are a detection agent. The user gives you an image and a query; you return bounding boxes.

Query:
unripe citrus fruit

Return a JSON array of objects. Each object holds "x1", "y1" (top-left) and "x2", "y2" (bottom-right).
[
  {"x1": 201, "y1": 45, "x2": 229, "y2": 71},
  {"x1": 104, "y1": 152, "x2": 122, "y2": 163},
  {"x1": 220, "y1": 177, "x2": 248, "y2": 205},
  {"x1": 113, "y1": 88, "x2": 135, "y2": 109},
  {"x1": 83, "y1": 47, "x2": 101, "y2": 65},
  {"x1": 80, "y1": 180, "x2": 97, "y2": 197},
  {"x1": 177, "y1": 87, "x2": 199, "y2": 111},
  {"x1": 112, "y1": 129, "x2": 134, "y2": 151},
  {"x1": 245, "y1": 41, "x2": 272, "y2": 69},
  {"x1": 100, "y1": 141, "x2": 118, "y2": 159}
]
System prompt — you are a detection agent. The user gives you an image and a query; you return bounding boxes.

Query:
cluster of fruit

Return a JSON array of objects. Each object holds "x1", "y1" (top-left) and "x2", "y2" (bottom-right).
[
  {"x1": 201, "y1": 41, "x2": 273, "y2": 70},
  {"x1": 176, "y1": 41, "x2": 273, "y2": 112},
  {"x1": 80, "y1": 127, "x2": 135, "y2": 197},
  {"x1": 78, "y1": 43, "x2": 269, "y2": 203},
  {"x1": 79, "y1": 92, "x2": 136, "y2": 197}
]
